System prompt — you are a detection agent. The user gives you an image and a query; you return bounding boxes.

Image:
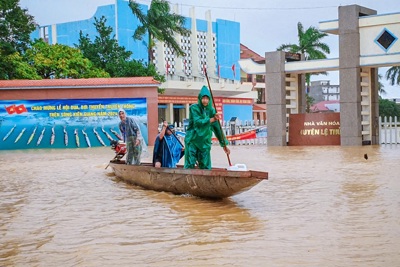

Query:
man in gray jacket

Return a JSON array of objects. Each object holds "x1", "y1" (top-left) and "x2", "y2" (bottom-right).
[{"x1": 118, "y1": 109, "x2": 142, "y2": 165}]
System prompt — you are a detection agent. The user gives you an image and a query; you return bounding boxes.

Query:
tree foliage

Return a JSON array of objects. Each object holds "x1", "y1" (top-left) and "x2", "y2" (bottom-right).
[
  {"x1": 277, "y1": 22, "x2": 330, "y2": 112},
  {"x1": 77, "y1": 16, "x2": 132, "y2": 77},
  {"x1": 277, "y1": 22, "x2": 330, "y2": 60},
  {"x1": 385, "y1": 66, "x2": 400, "y2": 86},
  {"x1": 25, "y1": 39, "x2": 109, "y2": 79},
  {"x1": 76, "y1": 16, "x2": 166, "y2": 87},
  {"x1": 378, "y1": 73, "x2": 386, "y2": 96},
  {"x1": 0, "y1": 0, "x2": 36, "y2": 79},
  {"x1": 1, "y1": 52, "x2": 41, "y2": 79},
  {"x1": 277, "y1": 22, "x2": 330, "y2": 86},
  {"x1": 379, "y1": 98, "x2": 400, "y2": 118},
  {"x1": 128, "y1": 0, "x2": 190, "y2": 61}
]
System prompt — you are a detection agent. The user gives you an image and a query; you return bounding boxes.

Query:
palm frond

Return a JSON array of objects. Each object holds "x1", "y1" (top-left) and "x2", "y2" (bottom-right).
[{"x1": 385, "y1": 66, "x2": 400, "y2": 86}]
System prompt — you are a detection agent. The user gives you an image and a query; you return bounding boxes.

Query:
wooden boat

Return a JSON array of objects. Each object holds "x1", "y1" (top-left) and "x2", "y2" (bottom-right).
[{"x1": 109, "y1": 161, "x2": 268, "y2": 199}]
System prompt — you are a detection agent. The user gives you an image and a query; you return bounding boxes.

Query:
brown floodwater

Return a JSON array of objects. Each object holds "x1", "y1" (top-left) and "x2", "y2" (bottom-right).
[{"x1": 0, "y1": 145, "x2": 399, "y2": 267}]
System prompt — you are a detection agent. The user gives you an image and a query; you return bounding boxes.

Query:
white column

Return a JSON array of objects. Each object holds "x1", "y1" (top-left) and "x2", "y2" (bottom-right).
[
  {"x1": 167, "y1": 103, "x2": 174, "y2": 123},
  {"x1": 206, "y1": 10, "x2": 216, "y2": 79},
  {"x1": 51, "y1": 25, "x2": 57, "y2": 45},
  {"x1": 185, "y1": 103, "x2": 190, "y2": 119},
  {"x1": 190, "y1": 7, "x2": 200, "y2": 78}
]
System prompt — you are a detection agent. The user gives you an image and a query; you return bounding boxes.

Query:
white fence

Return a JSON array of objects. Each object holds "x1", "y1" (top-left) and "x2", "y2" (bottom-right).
[
  {"x1": 163, "y1": 117, "x2": 400, "y2": 145},
  {"x1": 380, "y1": 116, "x2": 400, "y2": 144}
]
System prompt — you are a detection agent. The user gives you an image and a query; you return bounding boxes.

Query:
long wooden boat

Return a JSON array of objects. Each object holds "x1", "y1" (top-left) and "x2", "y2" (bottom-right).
[{"x1": 109, "y1": 161, "x2": 268, "y2": 199}]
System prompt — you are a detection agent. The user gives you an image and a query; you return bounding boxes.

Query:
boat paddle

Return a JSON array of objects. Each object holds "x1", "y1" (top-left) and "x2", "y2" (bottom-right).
[{"x1": 204, "y1": 67, "x2": 232, "y2": 167}]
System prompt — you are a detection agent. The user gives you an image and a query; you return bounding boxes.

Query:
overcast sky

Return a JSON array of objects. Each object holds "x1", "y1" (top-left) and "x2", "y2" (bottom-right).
[{"x1": 19, "y1": 0, "x2": 400, "y2": 98}]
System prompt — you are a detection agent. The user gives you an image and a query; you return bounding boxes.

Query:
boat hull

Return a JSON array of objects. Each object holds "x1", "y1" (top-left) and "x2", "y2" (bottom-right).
[{"x1": 109, "y1": 161, "x2": 268, "y2": 199}]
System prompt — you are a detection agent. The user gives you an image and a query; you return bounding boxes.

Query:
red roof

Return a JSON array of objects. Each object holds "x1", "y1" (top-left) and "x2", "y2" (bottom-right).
[
  {"x1": 240, "y1": 44, "x2": 265, "y2": 62},
  {"x1": 311, "y1": 100, "x2": 340, "y2": 112},
  {"x1": 253, "y1": 103, "x2": 266, "y2": 111},
  {"x1": 0, "y1": 77, "x2": 160, "y2": 89}
]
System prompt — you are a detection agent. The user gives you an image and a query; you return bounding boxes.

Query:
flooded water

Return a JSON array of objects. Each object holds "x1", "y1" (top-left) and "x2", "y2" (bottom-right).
[{"x1": 1, "y1": 145, "x2": 399, "y2": 266}]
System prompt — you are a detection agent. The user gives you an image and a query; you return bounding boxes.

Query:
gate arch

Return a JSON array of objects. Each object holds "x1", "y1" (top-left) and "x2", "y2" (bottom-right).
[{"x1": 239, "y1": 5, "x2": 400, "y2": 146}]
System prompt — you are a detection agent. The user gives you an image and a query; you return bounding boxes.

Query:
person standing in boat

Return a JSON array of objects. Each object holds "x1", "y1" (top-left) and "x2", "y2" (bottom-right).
[
  {"x1": 153, "y1": 121, "x2": 184, "y2": 168},
  {"x1": 118, "y1": 109, "x2": 142, "y2": 165},
  {"x1": 184, "y1": 85, "x2": 230, "y2": 169}
]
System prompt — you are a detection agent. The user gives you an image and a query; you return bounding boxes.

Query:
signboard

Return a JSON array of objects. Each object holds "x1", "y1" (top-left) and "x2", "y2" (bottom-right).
[
  {"x1": 285, "y1": 52, "x2": 301, "y2": 62},
  {"x1": 0, "y1": 98, "x2": 148, "y2": 150},
  {"x1": 158, "y1": 96, "x2": 197, "y2": 104},
  {"x1": 288, "y1": 113, "x2": 340, "y2": 145}
]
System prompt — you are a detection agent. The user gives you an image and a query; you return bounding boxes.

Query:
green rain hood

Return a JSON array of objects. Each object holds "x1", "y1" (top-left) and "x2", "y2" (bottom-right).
[{"x1": 184, "y1": 85, "x2": 228, "y2": 150}]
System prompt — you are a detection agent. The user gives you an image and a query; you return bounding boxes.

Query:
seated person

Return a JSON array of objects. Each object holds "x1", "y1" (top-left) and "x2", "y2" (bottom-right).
[{"x1": 153, "y1": 121, "x2": 184, "y2": 168}]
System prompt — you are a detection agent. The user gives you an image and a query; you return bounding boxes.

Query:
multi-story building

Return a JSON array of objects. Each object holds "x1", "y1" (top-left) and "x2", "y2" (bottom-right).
[
  {"x1": 31, "y1": 0, "x2": 256, "y2": 125},
  {"x1": 239, "y1": 44, "x2": 267, "y2": 122},
  {"x1": 309, "y1": 80, "x2": 340, "y2": 102}
]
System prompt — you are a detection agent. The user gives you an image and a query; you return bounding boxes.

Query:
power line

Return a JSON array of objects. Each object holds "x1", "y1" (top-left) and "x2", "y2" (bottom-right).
[
  {"x1": 136, "y1": 0, "x2": 337, "y2": 11},
  {"x1": 174, "y1": 4, "x2": 337, "y2": 11}
]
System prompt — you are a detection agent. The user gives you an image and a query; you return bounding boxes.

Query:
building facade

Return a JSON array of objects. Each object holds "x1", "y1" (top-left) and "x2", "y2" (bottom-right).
[
  {"x1": 239, "y1": 44, "x2": 267, "y2": 122},
  {"x1": 309, "y1": 80, "x2": 340, "y2": 102},
  {"x1": 32, "y1": 0, "x2": 256, "y2": 125}
]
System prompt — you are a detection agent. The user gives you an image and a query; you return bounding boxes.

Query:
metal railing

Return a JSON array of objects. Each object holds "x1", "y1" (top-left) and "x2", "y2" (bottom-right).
[{"x1": 159, "y1": 120, "x2": 268, "y2": 146}]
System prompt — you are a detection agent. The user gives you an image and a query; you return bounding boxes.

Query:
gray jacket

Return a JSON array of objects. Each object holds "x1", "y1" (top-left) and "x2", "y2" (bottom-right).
[{"x1": 119, "y1": 117, "x2": 139, "y2": 142}]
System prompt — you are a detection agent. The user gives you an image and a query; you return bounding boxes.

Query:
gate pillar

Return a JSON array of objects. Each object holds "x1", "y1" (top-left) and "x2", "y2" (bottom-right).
[{"x1": 339, "y1": 5, "x2": 377, "y2": 145}]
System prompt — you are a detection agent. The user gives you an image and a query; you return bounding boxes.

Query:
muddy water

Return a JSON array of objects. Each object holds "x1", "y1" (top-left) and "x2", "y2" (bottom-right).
[{"x1": 1, "y1": 145, "x2": 399, "y2": 266}]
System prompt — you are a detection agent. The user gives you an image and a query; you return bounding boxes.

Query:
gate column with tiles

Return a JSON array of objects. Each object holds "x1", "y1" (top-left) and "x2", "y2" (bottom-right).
[
  {"x1": 338, "y1": 5, "x2": 378, "y2": 145},
  {"x1": 265, "y1": 51, "x2": 305, "y2": 146}
]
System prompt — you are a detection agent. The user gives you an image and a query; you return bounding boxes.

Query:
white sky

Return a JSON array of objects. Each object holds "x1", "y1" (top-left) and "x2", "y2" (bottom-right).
[{"x1": 19, "y1": 0, "x2": 400, "y2": 98}]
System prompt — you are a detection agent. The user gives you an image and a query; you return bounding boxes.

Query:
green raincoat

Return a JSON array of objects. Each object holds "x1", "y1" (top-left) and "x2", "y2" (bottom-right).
[{"x1": 184, "y1": 86, "x2": 228, "y2": 169}]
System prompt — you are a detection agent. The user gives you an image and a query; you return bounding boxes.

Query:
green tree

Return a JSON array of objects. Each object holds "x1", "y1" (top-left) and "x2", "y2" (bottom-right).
[
  {"x1": 379, "y1": 98, "x2": 400, "y2": 118},
  {"x1": 378, "y1": 73, "x2": 386, "y2": 95},
  {"x1": 277, "y1": 22, "x2": 330, "y2": 85},
  {"x1": 305, "y1": 94, "x2": 315, "y2": 113},
  {"x1": 2, "y1": 52, "x2": 41, "y2": 79},
  {"x1": 128, "y1": 0, "x2": 190, "y2": 62},
  {"x1": 25, "y1": 39, "x2": 109, "y2": 79},
  {"x1": 277, "y1": 22, "x2": 330, "y2": 112},
  {"x1": 385, "y1": 66, "x2": 400, "y2": 86},
  {"x1": 76, "y1": 16, "x2": 165, "y2": 89},
  {"x1": 0, "y1": 0, "x2": 36, "y2": 79},
  {"x1": 77, "y1": 16, "x2": 133, "y2": 77}
]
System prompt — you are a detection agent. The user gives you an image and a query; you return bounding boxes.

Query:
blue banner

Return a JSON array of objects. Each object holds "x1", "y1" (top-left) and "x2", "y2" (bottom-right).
[{"x1": 0, "y1": 98, "x2": 147, "y2": 150}]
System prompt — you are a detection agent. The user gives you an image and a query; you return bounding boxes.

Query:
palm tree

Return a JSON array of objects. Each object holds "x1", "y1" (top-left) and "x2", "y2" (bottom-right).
[
  {"x1": 385, "y1": 66, "x2": 400, "y2": 86},
  {"x1": 277, "y1": 22, "x2": 330, "y2": 84},
  {"x1": 378, "y1": 73, "x2": 386, "y2": 95},
  {"x1": 128, "y1": 0, "x2": 190, "y2": 63},
  {"x1": 277, "y1": 22, "x2": 330, "y2": 112}
]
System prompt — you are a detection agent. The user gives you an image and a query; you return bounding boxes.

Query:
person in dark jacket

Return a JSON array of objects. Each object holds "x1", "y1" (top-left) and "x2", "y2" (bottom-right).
[
  {"x1": 153, "y1": 121, "x2": 184, "y2": 168},
  {"x1": 118, "y1": 109, "x2": 142, "y2": 165}
]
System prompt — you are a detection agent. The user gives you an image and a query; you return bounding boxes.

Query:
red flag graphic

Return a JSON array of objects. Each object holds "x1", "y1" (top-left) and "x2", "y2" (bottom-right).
[
  {"x1": 166, "y1": 62, "x2": 170, "y2": 75},
  {"x1": 232, "y1": 64, "x2": 236, "y2": 78},
  {"x1": 5, "y1": 104, "x2": 16, "y2": 114},
  {"x1": 15, "y1": 104, "x2": 28, "y2": 114}
]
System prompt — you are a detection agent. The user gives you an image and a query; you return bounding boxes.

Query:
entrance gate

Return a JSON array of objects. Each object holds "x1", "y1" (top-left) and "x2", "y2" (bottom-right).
[{"x1": 239, "y1": 5, "x2": 400, "y2": 146}]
